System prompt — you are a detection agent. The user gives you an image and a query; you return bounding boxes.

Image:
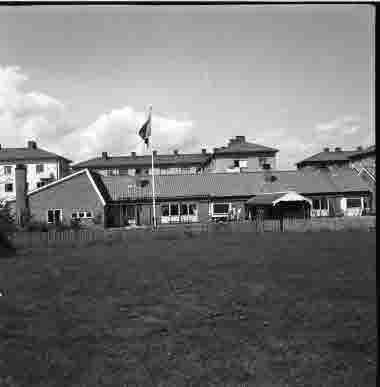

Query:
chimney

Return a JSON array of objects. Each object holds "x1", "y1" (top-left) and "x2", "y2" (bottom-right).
[
  {"x1": 131, "y1": 152, "x2": 136, "y2": 158},
  {"x1": 201, "y1": 148, "x2": 207, "y2": 154},
  {"x1": 236, "y1": 136, "x2": 246, "y2": 143},
  {"x1": 0, "y1": 144, "x2": 2, "y2": 150},
  {"x1": 335, "y1": 147, "x2": 342, "y2": 152},
  {"x1": 102, "y1": 151, "x2": 108, "y2": 160},
  {"x1": 27, "y1": 140, "x2": 37, "y2": 149},
  {"x1": 153, "y1": 150, "x2": 157, "y2": 156},
  {"x1": 173, "y1": 149, "x2": 179, "y2": 155},
  {"x1": 15, "y1": 164, "x2": 29, "y2": 226},
  {"x1": 323, "y1": 147, "x2": 330, "y2": 152},
  {"x1": 357, "y1": 146, "x2": 363, "y2": 151}
]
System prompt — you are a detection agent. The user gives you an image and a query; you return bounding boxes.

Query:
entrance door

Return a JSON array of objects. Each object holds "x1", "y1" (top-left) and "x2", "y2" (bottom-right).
[{"x1": 122, "y1": 205, "x2": 136, "y2": 225}]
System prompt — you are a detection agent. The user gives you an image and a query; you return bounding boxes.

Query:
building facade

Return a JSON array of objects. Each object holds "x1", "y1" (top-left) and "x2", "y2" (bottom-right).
[
  {"x1": 0, "y1": 141, "x2": 71, "y2": 203},
  {"x1": 71, "y1": 136, "x2": 278, "y2": 177},
  {"x1": 7, "y1": 166, "x2": 373, "y2": 228}
]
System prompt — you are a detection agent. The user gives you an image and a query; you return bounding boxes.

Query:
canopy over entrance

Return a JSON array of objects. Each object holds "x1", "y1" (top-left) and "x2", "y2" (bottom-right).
[{"x1": 246, "y1": 191, "x2": 312, "y2": 207}]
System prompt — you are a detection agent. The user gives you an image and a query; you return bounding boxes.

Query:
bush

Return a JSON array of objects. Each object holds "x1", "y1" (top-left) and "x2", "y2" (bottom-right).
[{"x1": 0, "y1": 205, "x2": 16, "y2": 253}]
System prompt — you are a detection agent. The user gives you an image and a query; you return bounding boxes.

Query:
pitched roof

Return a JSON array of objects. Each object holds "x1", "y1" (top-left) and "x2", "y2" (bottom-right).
[
  {"x1": 214, "y1": 141, "x2": 278, "y2": 155},
  {"x1": 296, "y1": 150, "x2": 358, "y2": 165},
  {"x1": 0, "y1": 146, "x2": 71, "y2": 163},
  {"x1": 72, "y1": 152, "x2": 212, "y2": 169},
  {"x1": 348, "y1": 145, "x2": 376, "y2": 160},
  {"x1": 100, "y1": 168, "x2": 371, "y2": 201}
]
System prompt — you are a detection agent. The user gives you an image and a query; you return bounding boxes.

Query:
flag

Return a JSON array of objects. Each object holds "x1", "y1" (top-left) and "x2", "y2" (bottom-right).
[{"x1": 138, "y1": 110, "x2": 151, "y2": 147}]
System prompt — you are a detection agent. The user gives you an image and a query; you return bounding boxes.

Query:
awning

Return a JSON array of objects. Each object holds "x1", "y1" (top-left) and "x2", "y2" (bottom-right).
[{"x1": 246, "y1": 191, "x2": 312, "y2": 206}]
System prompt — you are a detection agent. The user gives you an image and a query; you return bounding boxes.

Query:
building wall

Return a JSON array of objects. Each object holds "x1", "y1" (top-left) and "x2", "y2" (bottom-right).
[
  {"x1": 0, "y1": 160, "x2": 65, "y2": 201},
  {"x1": 212, "y1": 155, "x2": 276, "y2": 173},
  {"x1": 24, "y1": 172, "x2": 104, "y2": 226}
]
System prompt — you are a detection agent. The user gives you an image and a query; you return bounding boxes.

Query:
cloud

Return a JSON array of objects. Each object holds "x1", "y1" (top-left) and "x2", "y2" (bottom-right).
[
  {"x1": 0, "y1": 65, "x2": 199, "y2": 162},
  {"x1": 0, "y1": 66, "x2": 75, "y2": 148},
  {"x1": 315, "y1": 115, "x2": 361, "y2": 135},
  {"x1": 62, "y1": 106, "x2": 199, "y2": 162}
]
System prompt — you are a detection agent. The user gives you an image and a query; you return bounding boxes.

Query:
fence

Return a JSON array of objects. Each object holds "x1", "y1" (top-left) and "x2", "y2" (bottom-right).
[{"x1": 11, "y1": 216, "x2": 375, "y2": 249}]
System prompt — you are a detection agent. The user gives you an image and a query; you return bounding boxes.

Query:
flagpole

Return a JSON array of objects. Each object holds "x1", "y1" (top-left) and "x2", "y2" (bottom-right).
[{"x1": 149, "y1": 105, "x2": 157, "y2": 229}]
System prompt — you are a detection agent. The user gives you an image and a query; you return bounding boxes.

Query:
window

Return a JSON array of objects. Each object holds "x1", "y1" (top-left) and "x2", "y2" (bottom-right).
[
  {"x1": 71, "y1": 211, "x2": 93, "y2": 219},
  {"x1": 233, "y1": 160, "x2": 240, "y2": 168},
  {"x1": 312, "y1": 199, "x2": 320, "y2": 209},
  {"x1": 189, "y1": 203, "x2": 197, "y2": 215},
  {"x1": 181, "y1": 168, "x2": 191, "y2": 174},
  {"x1": 36, "y1": 164, "x2": 44, "y2": 174},
  {"x1": 47, "y1": 210, "x2": 54, "y2": 223},
  {"x1": 346, "y1": 198, "x2": 362, "y2": 208},
  {"x1": 320, "y1": 198, "x2": 328, "y2": 210},
  {"x1": 36, "y1": 181, "x2": 45, "y2": 188},
  {"x1": 181, "y1": 204, "x2": 188, "y2": 215},
  {"x1": 170, "y1": 203, "x2": 179, "y2": 216},
  {"x1": 213, "y1": 203, "x2": 230, "y2": 215},
  {"x1": 259, "y1": 157, "x2": 267, "y2": 167},
  {"x1": 161, "y1": 204, "x2": 169, "y2": 216},
  {"x1": 107, "y1": 169, "x2": 119, "y2": 176},
  {"x1": 4, "y1": 166, "x2": 12, "y2": 175},
  {"x1": 47, "y1": 209, "x2": 62, "y2": 224},
  {"x1": 5, "y1": 183, "x2": 13, "y2": 192}
]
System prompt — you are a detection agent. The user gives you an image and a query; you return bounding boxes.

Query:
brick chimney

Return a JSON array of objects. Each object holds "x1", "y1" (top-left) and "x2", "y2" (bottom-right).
[
  {"x1": 173, "y1": 149, "x2": 179, "y2": 155},
  {"x1": 335, "y1": 147, "x2": 342, "y2": 152},
  {"x1": 102, "y1": 151, "x2": 108, "y2": 160},
  {"x1": 0, "y1": 144, "x2": 2, "y2": 150},
  {"x1": 323, "y1": 147, "x2": 330, "y2": 152},
  {"x1": 201, "y1": 148, "x2": 207, "y2": 154},
  {"x1": 131, "y1": 152, "x2": 136, "y2": 158},
  {"x1": 27, "y1": 140, "x2": 37, "y2": 149},
  {"x1": 153, "y1": 150, "x2": 157, "y2": 156},
  {"x1": 15, "y1": 164, "x2": 29, "y2": 226}
]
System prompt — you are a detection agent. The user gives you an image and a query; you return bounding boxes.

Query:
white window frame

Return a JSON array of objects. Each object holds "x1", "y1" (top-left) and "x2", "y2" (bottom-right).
[
  {"x1": 36, "y1": 181, "x2": 46, "y2": 188},
  {"x1": 4, "y1": 166, "x2": 12, "y2": 175},
  {"x1": 212, "y1": 202, "x2": 232, "y2": 217},
  {"x1": 36, "y1": 164, "x2": 44, "y2": 174},
  {"x1": 345, "y1": 197, "x2": 363, "y2": 209},
  {"x1": 161, "y1": 202, "x2": 198, "y2": 223},
  {"x1": 47, "y1": 209, "x2": 63, "y2": 224},
  {"x1": 71, "y1": 211, "x2": 93, "y2": 219},
  {"x1": 4, "y1": 183, "x2": 13, "y2": 192}
]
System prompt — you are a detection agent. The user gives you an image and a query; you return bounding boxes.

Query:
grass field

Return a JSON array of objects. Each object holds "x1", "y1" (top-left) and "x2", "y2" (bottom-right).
[{"x1": 0, "y1": 231, "x2": 377, "y2": 387}]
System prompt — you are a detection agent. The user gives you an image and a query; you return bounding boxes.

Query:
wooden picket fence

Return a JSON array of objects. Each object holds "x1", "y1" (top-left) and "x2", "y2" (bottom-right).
[{"x1": 11, "y1": 216, "x2": 375, "y2": 249}]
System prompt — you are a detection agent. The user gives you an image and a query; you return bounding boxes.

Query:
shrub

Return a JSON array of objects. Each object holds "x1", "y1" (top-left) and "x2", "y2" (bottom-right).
[{"x1": 0, "y1": 204, "x2": 16, "y2": 253}]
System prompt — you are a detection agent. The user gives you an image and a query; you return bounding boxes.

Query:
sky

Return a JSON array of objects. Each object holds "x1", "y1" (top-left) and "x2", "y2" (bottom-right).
[{"x1": 0, "y1": 4, "x2": 375, "y2": 169}]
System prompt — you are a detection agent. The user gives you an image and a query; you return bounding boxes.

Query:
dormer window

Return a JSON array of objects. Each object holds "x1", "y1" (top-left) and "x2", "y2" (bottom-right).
[{"x1": 4, "y1": 166, "x2": 12, "y2": 175}]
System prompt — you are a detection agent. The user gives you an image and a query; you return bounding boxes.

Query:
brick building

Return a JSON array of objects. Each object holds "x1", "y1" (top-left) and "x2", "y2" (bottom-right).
[{"x1": 7, "y1": 165, "x2": 373, "y2": 228}]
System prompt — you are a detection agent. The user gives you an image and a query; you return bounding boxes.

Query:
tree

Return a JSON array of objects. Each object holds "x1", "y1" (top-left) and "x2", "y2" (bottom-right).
[{"x1": 0, "y1": 204, "x2": 16, "y2": 252}]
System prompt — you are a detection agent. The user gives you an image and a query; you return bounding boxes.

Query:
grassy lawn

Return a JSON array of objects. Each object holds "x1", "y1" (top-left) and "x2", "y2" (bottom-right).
[{"x1": 0, "y1": 231, "x2": 376, "y2": 387}]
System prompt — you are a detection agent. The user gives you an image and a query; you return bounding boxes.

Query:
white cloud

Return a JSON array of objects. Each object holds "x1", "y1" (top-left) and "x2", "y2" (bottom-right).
[
  {"x1": 0, "y1": 65, "x2": 74, "y2": 147},
  {"x1": 315, "y1": 115, "x2": 361, "y2": 135},
  {"x1": 0, "y1": 65, "x2": 199, "y2": 162}
]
